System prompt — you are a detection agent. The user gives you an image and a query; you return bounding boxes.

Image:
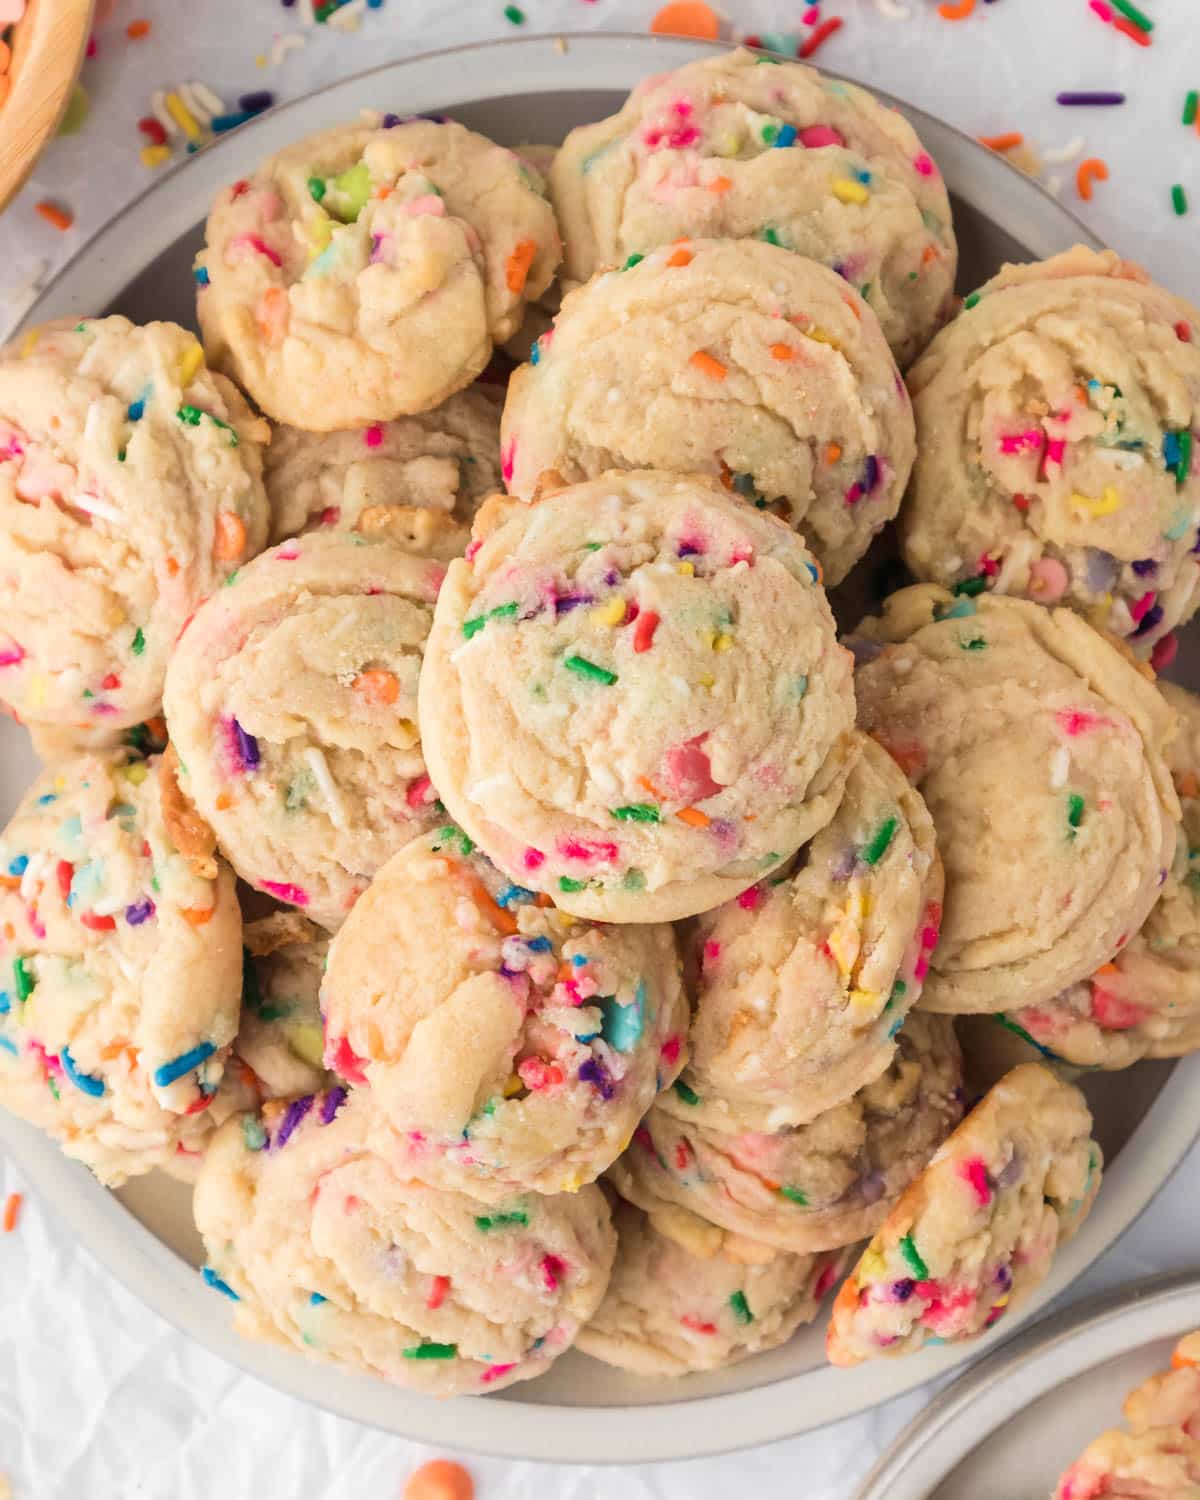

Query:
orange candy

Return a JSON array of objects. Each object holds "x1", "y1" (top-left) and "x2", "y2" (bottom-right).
[
  {"x1": 352, "y1": 669, "x2": 400, "y2": 707},
  {"x1": 403, "y1": 1460, "x2": 474, "y2": 1500},
  {"x1": 213, "y1": 511, "x2": 247, "y2": 561},
  {"x1": 505, "y1": 238, "x2": 537, "y2": 295},
  {"x1": 650, "y1": 1, "x2": 719, "y2": 39}
]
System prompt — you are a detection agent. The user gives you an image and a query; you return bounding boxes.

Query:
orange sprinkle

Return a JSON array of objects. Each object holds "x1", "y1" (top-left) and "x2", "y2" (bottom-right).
[
  {"x1": 666, "y1": 247, "x2": 694, "y2": 268},
  {"x1": 534, "y1": 892, "x2": 553, "y2": 908},
  {"x1": 717, "y1": 460, "x2": 735, "y2": 490},
  {"x1": 403, "y1": 1460, "x2": 474, "y2": 1500},
  {"x1": 979, "y1": 132, "x2": 1023, "y2": 153},
  {"x1": 181, "y1": 905, "x2": 215, "y2": 927},
  {"x1": 0, "y1": 875, "x2": 20, "y2": 891},
  {"x1": 920, "y1": 244, "x2": 939, "y2": 266},
  {"x1": 677, "y1": 806, "x2": 711, "y2": 829},
  {"x1": 638, "y1": 774, "x2": 666, "y2": 799},
  {"x1": 938, "y1": 0, "x2": 975, "y2": 16},
  {"x1": 463, "y1": 872, "x2": 518, "y2": 936},
  {"x1": 255, "y1": 285, "x2": 289, "y2": 346},
  {"x1": 166, "y1": 556, "x2": 180, "y2": 577},
  {"x1": 1093, "y1": 964, "x2": 1120, "y2": 978},
  {"x1": 1076, "y1": 157, "x2": 1109, "y2": 202},
  {"x1": 213, "y1": 511, "x2": 247, "y2": 562},
  {"x1": 1172, "y1": 1348, "x2": 1198, "y2": 1370},
  {"x1": 0, "y1": 76, "x2": 9, "y2": 109},
  {"x1": 3, "y1": 1193, "x2": 21, "y2": 1233},
  {"x1": 843, "y1": 294, "x2": 862, "y2": 319},
  {"x1": 505, "y1": 237, "x2": 537, "y2": 295},
  {"x1": 1175, "y1": 770, "x2": 1200, "y2": 799},
  {"x1": 769, "y1": 342, "x2": 797, "y2": 361},
  {"x1": 649, "y1": 0, "x2": 720, "y2": 39},
  {"x1": 825, "y1": 443, "x2": 842, "y2": 465},
  {"x1": 1113, "y1": 15, "x2": 1150, "y2": 46},
  {"x1": 0, "y1": 39, "x2": 10, "y2": 73},
  {"x1": 126, "y1": 18, "x2": 151, "y2": 38},
  {"x1": 35, "y1": 201, "x2": 74, "y2": 232},
  {"x1": 707, "y1": 175, "x2": 733, "y2": 195},
  {"x1": 215, "y1": 793, "x2": 233, "y2": 811},
  {"x1": 352, "y1": 669, "x2": 400, "y2": 707},
  {"x1": 689, "y1": 351, "x2": 728, "y2": 381}
]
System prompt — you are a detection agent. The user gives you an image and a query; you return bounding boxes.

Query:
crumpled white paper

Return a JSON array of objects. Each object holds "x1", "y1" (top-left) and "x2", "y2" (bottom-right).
[{"x1": 2, "y1": 0, "x2": 1199, "y2": 1494}]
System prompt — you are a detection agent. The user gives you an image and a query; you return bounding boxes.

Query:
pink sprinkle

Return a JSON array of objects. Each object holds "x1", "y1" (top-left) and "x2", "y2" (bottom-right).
[
  {"x1": 325, "y1": 1035, "x2": 368, "y2": 1084},
  {"x1": 737, "y1": 884, "x2": 765, "y2": 911},
  {"x1": 25, "y1": 907, "x2": 45, "y2": 941},
  {"x1": 660, "y1": 1034, "x2": 682, "y2": 1065},
  {"x1": 540, "y1": 1253, "x2": 567, "y2": 1291},
  {"x1": 519, "y1": 1056, "x2": 564, "y2": 1090},
  {"x1": 480, "y1": 1362, "x2": 519, "y2": 1385},
  {"x1": 978, "y1": 553, "x2": 999, "y2": 576},
  {"x1": 913, "y1": 152, "x2": 936, "y2": 177},
  {"x1": 1055, "y1": 708, "x2": 1111, "y2": 738},
  {"x1": 501, "y1": 440, "x2": 515, "y2": 484},
  {"x1": 1042, "y1": 438, "x2": 1066, "y2": 472},
  {"x1": 662, "y1": 736, "x2": 722, "y2": 803},
  {"x1": 261, "y1": 880, "x2": 309, "y2": 906},
  {"x1": 1090, "y1": 985, "x2": 1146, "y2": 1030},
  {"x1": 406, "y1": 774, "x2": 434, "y2": 809},
  {"x1": 845, "y1": 483, "x2": 864, "y2": 506},
  {"x1": 803, "y1": 4, "x2": 821, "y2": 23},
  {"x1": 999, "y1": 429, "x2": 1043, "y2": 455},
  {"x1": 702, "y1": 939, "x2": 722, "y2": 965},
  {"x1": 402, "y1": 193, "x2": 446, "y2": 218},
  {"x1": 523, "y1": 847, "x2": 545, "y2": 870},
  {"x1": 729, "y1": 546, "x2": 755, "y2": 567},
  {"x1": 275, "y1": 545, "x2": 299, "y2": 561},
  {"x1": 465, "y1": 539, "x2": 482, "y2": 563},
  {"x1": 920, "y1": 925, "x2": 939, "y2": 950},
  {"x1": 814, "y1": 1259, "x2": 840, "y2": 1300},
  {"x1": 558, "y1": 837, "x2": 619, "y2": 864},
  {"x1": 0, "y1": 642, "x2": 25, "y2": 668},
  {"x1": 1089, "y1": 0, "x2": 1113, "y2": 18},
  {"x1": 960, "y1": 1156, "x2": 992, "y2": 1208},
  {"x1": 319, "y1": 506, "x2": 341, "y2": 527},
  {"x1": 228, "y1": 233, "x2": 282, "y2": 267},
  {"x1": 914, "y1": 956, "x2": 929, "y2": 981},
  {"x1": 1128, "y1": 590, "x2": 1156, "y2": 624},
  {"x1": 364, "y1": 424, "x2": 383, "y2": 448},
  {"x1": 1151, "y1": 631, "x2": 1178, "y2": 672}
]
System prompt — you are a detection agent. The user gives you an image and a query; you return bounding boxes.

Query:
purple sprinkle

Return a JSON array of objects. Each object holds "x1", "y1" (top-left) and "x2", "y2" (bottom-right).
[
  {"x1": 382, "y1": 113, "x2": 401, "y2": 128},
  {"x1": 238, "y1": 91, "x2": 275, "y2": 113},
  {"x1": 832, "y1": 262, "x2": 848, "y2": 280},
  {"x1": 1084, "y1": 548, "x2": 1120, "y2": 593},
  {"x1": 273, "y1": 1094, "x2": 314, "y2": 1149},
  {"x1": 994, "y1": 1263, "x2": 1014, "y2": 1292},
  {"x1": 320, "y1": 1085, "x2": 348, "y2": 1124},
  {"x1": 230, "y1": 717, "x2": 260, "y2": 772},
  {"x1": 862, "y1": 455, "x2": 881, "y2": 493},
  {"x1": 1133, "y1": 603, "x2": 1164, "y2": 638},
  {"x1": 997, "y1": 1151, "x2": 1023, "y2": 1188},
  {"x1": 678, "y1": 542, "x2": 701, "y2": 558},
  {"x1": 554, "y1": 592, "x2": 592, "y2": 614},
  {"x1": 124, "y1": 897, "x2": 156, "y2": 926},
  {"x1": 891, "y1": 1278, "x2": 915, "y2": 1302},
  {"x1": 498, "y1": 964, "x2": 520, "y2": 979},
  {"x1": 578, "y1": 1057, "x2": 615, "y2": 1100},
  {"x1": 1131, "y1": 558, "x2": 1158, "y2": 576},
  {"x1": 1056, "y1": 91, "x2": 1126, "y2": 106}
]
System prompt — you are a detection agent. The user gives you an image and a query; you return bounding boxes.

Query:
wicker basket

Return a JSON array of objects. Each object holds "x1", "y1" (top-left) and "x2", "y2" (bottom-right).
[{"x1": 0, "y1": 0, "x2": 93, "y2": 213}]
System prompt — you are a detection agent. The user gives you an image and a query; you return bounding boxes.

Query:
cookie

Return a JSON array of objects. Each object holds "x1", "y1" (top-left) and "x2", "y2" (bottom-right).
[
  {"x1": 550, "y1": 48, "x2": 956, "y2": 366},
  {"x1": 162, "y1": 531, "x2": 444, "y2": 930},
  {"x1": 501, "y1": 238, "x2": 915, "y2": 585},
  {"x1": 193, "y1": 1090, "x2": 616, "y2": 1395},
  {"x1": 903, "y1": 247, "x2": 1200, "y2": 657},
  {"x1": 501, "y1": 144, "x2": 563, "y2": 364},
  {"x1": 1052, "y1": 1428, "x2": 1200, "y2": 1500},
  {"x1": 197, "y1": 117, "x2": 560, "y2": 430},
  {"x1": 1124, "y1": 1333, "x2": 1200, "y2": 1438},
  {"x1": 0, "y1": 316, "x2": 269, "y2": 732},
  {"x1": 685, "y1": 732, "x2": 942, "y2": 1122},
  {"x1": 237, "y1": 913, "x2": 332, "y2": 1100},
  {"x1": 321, "y1": 828, "x2": 688, "y2": 1197},
  {"x1": 608, "y1": 1013, "x2": 963, "y2": 1254},
  {"x1": 575, "y1": 1197, "x2": 847, "y2": 1377},
  {"x1": 826, "y1": 1064, "x2": 1101, "y2": 1365},
  {"x1": 853, "y1": 585, "x2": 1179, "y2": 1014},
  {"x1": 262, "y1": 387, "x2": 502, "y2": 555},
  {"x1": 0, "y1": 750, "x2": 242, "y2": 1185},
  {"x1": 418, "y1": 471, "x2": 858, "y2": 923}
]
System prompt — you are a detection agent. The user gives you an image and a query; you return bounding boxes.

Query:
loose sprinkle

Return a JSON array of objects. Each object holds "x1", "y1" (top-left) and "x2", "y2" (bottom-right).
[
  {"x1": 126, "y1": 18, "x2": 151, "y2": 38},
  {"x1": 140, "y1": 144, "x2": 171, "y2": 169},
  {"x1": 937, "y1": 0, "x2": 975, "y2": 17},
  {"x1": 1185, "y1": 92, "x2": 1200, "y2": 127},
  {"x1": 1075, "y1": 157, "x2": 1109, "y2": 200},
  {"x1": 564, "y1": 654, "x2": 617, "y2": 685},
  {"x1": 1110, "y1": 0, "x2": 1153, "y2": 30},
  {"x1": 2, "y1": 1193, "x2": 21, "y2": 1233},
  {"x1": 35, "y1": 202, "x2": 74, "y2": 232},
  {"x1": 979, "y1": 132, "x2": 1023, "y2": 153},
  {"x1": 503, "y1": 3, "x2": 525, "y2": 21},
  {"x1": 1056, "y1": 92, "x2": 1125, "y2": 106},
  {"x1": 1173, "y1": 184, "x2": 1189, "y2": 216},
  {"x1": 798, "y1": 15, "x2": 843, "y2": 55},
  {"x1": 1113, "y1": 16, "x2": 1151, "y2": 45}
]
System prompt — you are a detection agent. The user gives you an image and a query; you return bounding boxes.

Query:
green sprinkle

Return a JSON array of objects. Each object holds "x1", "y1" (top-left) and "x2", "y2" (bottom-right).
[
  {"x1": 222, "y1": 570, "x2": 240, "y2": 588},
  {"x1": 673, "y1": 1079, "x2": 700, "y2": 1106},
  {"x1": 1173, "y1": 184, "x2": 1189, "y2": 217},
  {"x1": 778, "y1": 1185, "x2": 808, "y2": 1206},
  {"x1": 130, "y1": 627, "x2": 145, "y2": 656},
  {"x1": 993, "y1": 1012, "x2": 1065, "y2": 1063},
  {"x1": 963, "y1": 291, "x2": 982, "y2": 310},
  {"x1": 622, "y1": 867, "x2": 646, "y2": 891},
  {"x1": 434, "y1": 824, "x2": 474, "y2": 857},
  {"x1": 1067, "y1": 793, "x2": 1086, "y2": 835},
  {"x1": 622, "y1": 253, "x2": 644, "y2": 270},
  {"x1": 960, "y1": 635, "x2": 987, "y2": 651},
  {"x1": 760, "y1": 226, "x2": 783, "y2": 247},
  {"x1": 13, "y1": 957, "x2": 34, "y2": 1003},
  {"x1": 241, "y1": 1116, "x2": 267, "y2": 1151},
  {"x1": 898, "y1": 1232, "x2": 929, "y2": 1281},
  {"x1": 503, "y1": 3, "x2": 525, "y2": 22},
  {"x1": 729, "y1": 1290, "x2": 754, "y2": 1325},
  {"x1": 1186, "y1": 92, "x2": 1199, "y2": 127},
  {"x1": 116, "y1": 449, "x2": 126, "y2": 463},
  {"x1": 559, "y1": 877, "x2": 587, "y2": 893},
  {"x1": 176, "y1": 404, "x2": 202, "y2": 427},
  {"x1": 611, "y1": 804, "x2": 660, "y2": 823},
  {"x1": 760, "y1": 122, "x2": 779, "y2": 145},
  {"x1": 307, "y1": 175, "x2": 326, "y2": 202},
  {"x1": 1110, "y1": 0, "x2": 1153, "y2": 31},
  {"x1": 474, "y1": 1211, "x2": 529, "y2": 1231},
  {"x1": 463, "y1": 615, "x2": 487, "y2": 639},
  {"x1": 463, "y1": 601, "x2": 518, "y2": 639},
  {"x1": 403, "y1": 1342, "x2": 458, "y2": 1360},
  {"x1": 583, "y1": 541, "x2": 603, "y2": 551},
  {"x1": 861, "y1": 817, "x2": 898, "y2": 867},
  {"x1": 1176, "y1": 430, "x2": 1193, "y2": 489},
  {"x1": 952, "y1": 575, "x2": 987, "y2": 597},
  {"x1": 564, "y1": 654, "x2": 618, "y2": 686}
]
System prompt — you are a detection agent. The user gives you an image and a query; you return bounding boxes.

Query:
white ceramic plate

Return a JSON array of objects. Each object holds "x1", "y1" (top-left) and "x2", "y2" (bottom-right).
[
  {"x1": 855, "y1": 1271, "x2": 1200, "y2": 1500},
  {"x1": 3, "y1": 31, "x2": 1200, "y2": 1465}
]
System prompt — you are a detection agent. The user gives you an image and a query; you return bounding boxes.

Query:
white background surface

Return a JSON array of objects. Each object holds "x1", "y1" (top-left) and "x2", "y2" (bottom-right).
[{"x1": 1, "y1": 1, "x2": 1199, "y2": 1496}]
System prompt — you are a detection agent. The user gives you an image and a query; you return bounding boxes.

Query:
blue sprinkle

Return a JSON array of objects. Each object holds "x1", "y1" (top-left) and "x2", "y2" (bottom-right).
[
  {"x1": 153, "y1": 1040, "x2": 216, "y2": 1089},
  {"x1": 126, "y1": 399, "x2": 145, "y2": 422},
  {"x1": 804, "y1": 562, "x2": 820, "y2": 583},
  {"x1": 309, "y1": 1291, "x2": 328, "y2": 1305},
  {"x1": 1165, "y1": 432, "x2": 1182, "y2": 471},
  {"x1": 525, "y1": 936, "x2": 552, "y2": 953},
  {"x1": 0, "y1": 992, "x2": 9, "y2": 1015},
  {"x1": 571, "y1": 953, "x2": 588, "y2": 968},
  {"x1": 600, "y1": 980, "x2": 646, "y2": 1053},
  {"x1": 7, "y1": 855, "x2": 28, "y2": 878},
  {"x1": 202, "y1": 1266, "x2": 240, "y2": 1300},
  {"x1": 495, "y1": 883, "x2": 534, "y2": 909},
  {"x1": 193, "y1": 265, "x2": 210, "y2": 287},
  {"x1": 856, "y1": 169, "x2": 872, "y2": 184},
  {"x1": 211, "y1": 111, "x2": 256, "y2": 134},
  {"x1": 36, "y1": 793, "x2": 57, "y2": 806},
  {"x1": 887, "y1": 1014, "x2": 905, "y2": 1038},
  {"x1": 772, "y1": 123, "x2": 798, "y2": 149},
  {"x1": 576, "y1": 1031, "x2": 598, "y2": 1043},
  {"x1": 59, "y1": 814, "x2": 83, "y2": 845},
  {"x1": 529, "y1": 337, "x2": 541, "y2": 366},
  {"x1": 61, "y1": 1045, "x2": 106, "y2": 1098},
  {"x1": 794, "y1": 675, "x2": 809, "y2": 698},
  {"x1": 937, "y1": 597, "x2": 978, "y2": 621},
  {"x1": 0, "y1": 1035, "x2": 17, "y2": 1056}
]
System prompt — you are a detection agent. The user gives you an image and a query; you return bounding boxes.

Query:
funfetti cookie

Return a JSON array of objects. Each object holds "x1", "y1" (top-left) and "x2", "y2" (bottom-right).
[
  {"x1": 575, "y1": 1197, "x2": 848, "y2": 1377},
  {"x1": 551, "y1": 48, "x2": 956, "y2": 366},
  {"x1": 827, "y1": 1064, "x2": 1101, "y2": 1366},
  {"x1": 501, "y1": 239, "x2": 916, "y2": 585},
  {"x1": 193, "y1": 1091, "x2": 616, "y2": 1396},
  {"x1": 236, "y1": 913, "x2": 332, "y2": 1100},
  {"x1": 1052, "y1": 1427, "x2": 1200, "y2": 1500},
  {"x1": 262, "y1": 387, "x2": 502, "y2": 556},
  {"x1": 903, "y1": 247, "x2": 1200, "y2": 660},
  {"x1": 196, "y1": 117, "x2": 560, "y2": 430},
  {"x1": 0, "y1": 316, "x2": 269, "y2": 733},
  {"x1": 1124, "y1": 1333, "x2": 1200, "y2": 1438},
  {"x1": 609, "y1": 1013, "x2": 963, "y2": 1255},
  {"x1": 0, "y1": 750, "x2": 242, "y2": 1185},
  {"x1": 684, "y1": 732, "x2": 942, "y2": 1123},
  {"x1": 321, "y1": 828, "x2": 688, "y2": 1198},
  {"x1": 992, "y1": 680, "x2": 1200, "y2": 1069},
  {"x1": 853, "y1": 584, "x2": 1179, "y2": 1015},
  {"x1": 417, "y1": 471, "x2": 858, "y2": 924},
  {"x1": 163, "y1": 531, "x2": 444, "y2": 930}
]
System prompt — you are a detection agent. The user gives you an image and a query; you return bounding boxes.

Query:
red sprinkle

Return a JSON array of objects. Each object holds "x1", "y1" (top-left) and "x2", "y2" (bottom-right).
[
  {"x1": 1151, "y1": 632, "x2": 1179, "y2": 673},
  {"x1": 1176, "y1": 321, "x2": 1193, "y2": 343},
  {"x1": 540, "y1": 1254, "x2": 566, "y2": 1291},
  {"x1": 230, "y1": 180, "x2": 250, "y2": 199},
  {"x1": 137, "y1": 117, "x2": 167, "y2": 146},
  {"x1": 633, "y1": 610, "x2": 660, "y2": 652},
  {"x1": 55, "y1": 860, "x2": 73, "y2": 900},
  {"x1": 960, "y1": 1156, "x2": 992, "y2": 1208},
  {"x1": 1113, "y1": 15, "x2": 1151, "y2": 44},
  {"x1": 681, "y1": 1315, "x2": 718, "y2": 1335},
  {"x1": 427, "y1": 1274, "x2": 450, "y2": 1310},
  {"x1": 79, "y1": 911, "x2": 117, "y2": 932},
  {"x1": 798, "y1": 15, "x2": 843, "y2": 56},
  {"x1": 660, "y1": 1034, "x2": 682, "y2": 1065},
  {"x1": 326, "y1": 1035, "x2": 368, "y2": 1084},
  {"x1": 101, "y1": 672, "x2": 121, "y2": 691}
]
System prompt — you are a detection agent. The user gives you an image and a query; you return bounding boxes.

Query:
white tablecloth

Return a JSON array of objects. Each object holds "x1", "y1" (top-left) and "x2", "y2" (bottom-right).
[{"x1": 2, "y1": 2, "x2": 1198, "y2": 1495}]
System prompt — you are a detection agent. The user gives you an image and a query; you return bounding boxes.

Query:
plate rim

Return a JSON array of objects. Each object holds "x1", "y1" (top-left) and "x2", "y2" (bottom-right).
[{"x1": 6, "y1": 30, "x2": 1186, "y2": 1467}]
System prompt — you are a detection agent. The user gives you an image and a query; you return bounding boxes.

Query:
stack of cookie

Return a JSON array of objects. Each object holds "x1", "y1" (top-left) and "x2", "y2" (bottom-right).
[{"x1": 0, "y1": 46, "x2": 1198, "y2": 1397}]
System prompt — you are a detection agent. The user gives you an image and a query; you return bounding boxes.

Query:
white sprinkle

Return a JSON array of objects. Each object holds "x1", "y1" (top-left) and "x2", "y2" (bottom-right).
[
  {"x1": 271, "y1": 32, "x2": 306, "y2": 65},
  {"x1": 299, "y1": 0, "x2": 316, "y2": 25},
  {"x1": 1096, "y1": 448, "x2": 1144, "y2": 470},
  {"x1": 554, "y1": 35, "x2": 568, "y2": 54},
  {"x1": 327, "y1": 0, "x2": 365, "y2": 30},
  {"x1": 873, "y1": 0, "x2": 911, "y2": 16},
  {"x1": 1045, "y1": 175, "x2": 1064, "y2": 198},
  {"x1": 179, "y1": 85, "x2": 212, "y2": 128},
  {"x1": 185, "y1": 80, "x2": 225, "y2": 122},
  {"x1": 151, "y1": 89, "x2": 179, "y2": 139},
  {"x1": 19, "y1": 851, "x2": 48, "y2": 904},
  {"x1": 74, "y1": 491, "x2": 126, "y2": 525},
  {"x1": 1043, "y1": 136, "x2": 1085, "y2": 165},
  {"x1": 1050, "y1": 746, "x2": 1070, "y2": 789},
  {"x1": 303, "y1": 746, "x2": 348, "y2": 830}
]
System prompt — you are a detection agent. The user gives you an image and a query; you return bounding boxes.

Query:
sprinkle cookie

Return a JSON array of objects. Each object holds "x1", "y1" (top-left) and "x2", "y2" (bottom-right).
[{"x1": 237, "y1": 913, "x2": 333, "y2": 1100}]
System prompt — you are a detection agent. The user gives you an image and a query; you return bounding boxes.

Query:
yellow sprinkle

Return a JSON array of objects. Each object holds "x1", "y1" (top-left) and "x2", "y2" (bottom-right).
[
  {"x1": 560, "y1": 1171, "x2": 585, "y2": 1193},
  {"x1": 859, "y1": 1247, "x2": 887, "y2": 1281},
  {"x1": 287, "y1": 1022, "x2": 326, "y2": 1070},
  {"x1": 308, "y1": 217, "x2": 332, "y2": 255},
  {"x1": 177, "y1": 343, "x2": 204, "y2": 388},
  {"x1": 698, "y1": 674, "x2": 715, "y2": 689},
  {"x1": 26, "y1": 676, "x2": 48, "y2": 710},
  {"x1": 677, "y1": 561, "x2": 695, "y2": 576},
  {"x1": 827, "y1": 916, "x2": 861, "y2": 977},
  {"x1": 591, "y1": 596, "x2": 626, "y2": 627},
  {"x1": 53, "y1": 776, "x2": 65, "y2": 792},
  {"x1": 832, "y1": 177, "x2": 870, "y2": 205},
  {"x1": 713, "y1": 134, "x2": 741, "y2": 158},
  {"x1": 806, "y1": 326, "x2": 843, "y2": 352},
  {"x1": 992, "y1": 1293, "x2": 1010, "y2": 1309},
  {"x1": 1070, "y1": 486, "x2": 1121, "y2": 517},
  {"x1": 121, "y1": 762, "x2": 150, "y2": 786},
  {"x1": 502, "y1": 1073, "x2": 524, "y2": 1098},
  {"x1": 19, "y1": 328, "x2": 41, "y2": 358},
  {"x1": 846, "y1": 885, "x2": 867, "y2": 925},
  {"x1": 848, "y1": 988, "x2": 880, "y2": 1012},
  {"x1": 713, "y1": 633, "x2": 733, "y2": 652},
  {"x1": 140, "y1": 144, "x2": 171, "y2": 169},
  {"x1": 255, "y1": 53, "x2": 267, "y2": 67},
  {"x1": 164, "y1": 91, "x2": 201, "y2": 141}
]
